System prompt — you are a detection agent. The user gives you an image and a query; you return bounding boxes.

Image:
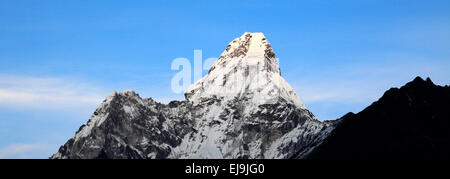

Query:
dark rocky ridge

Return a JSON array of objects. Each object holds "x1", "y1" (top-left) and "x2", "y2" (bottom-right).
[{"x1": 303, "y1": 77, "x2": 450, "y2": 159}]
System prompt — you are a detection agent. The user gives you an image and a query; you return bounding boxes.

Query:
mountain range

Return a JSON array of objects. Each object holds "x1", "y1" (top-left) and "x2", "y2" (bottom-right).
[{"x1": 51, "y1": 33, "x2": 450, "y2": 159}]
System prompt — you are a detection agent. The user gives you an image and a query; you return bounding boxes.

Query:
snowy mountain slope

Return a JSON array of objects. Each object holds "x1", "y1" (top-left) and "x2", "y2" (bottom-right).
[
  {"x1": 51, "y1": 32, "x2": 331, "y2": 159},
  {"x1": 171, "y1": 32, "x2": 327, "y2": 158},
  {"x1": 185, "y1": 32, "x2": 305, "y2": 109}
]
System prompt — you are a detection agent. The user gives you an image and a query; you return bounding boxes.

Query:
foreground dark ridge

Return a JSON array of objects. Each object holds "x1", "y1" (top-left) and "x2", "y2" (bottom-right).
[{"x1": 303, "y1": 77, "x2": 450, "y2": 159}]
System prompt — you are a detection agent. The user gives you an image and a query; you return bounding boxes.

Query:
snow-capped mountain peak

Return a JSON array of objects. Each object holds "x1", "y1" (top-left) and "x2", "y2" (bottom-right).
[
  {"x1": 51, "y1": 32, "x2": 329, "y2": 159},
  {"x1": 185, "y1": 32, "x2": 306, "y2": 109}
]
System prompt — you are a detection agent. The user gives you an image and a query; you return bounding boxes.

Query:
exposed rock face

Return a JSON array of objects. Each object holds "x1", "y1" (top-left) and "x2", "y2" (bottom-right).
[
  {"x1": 51, "y1": 90, "x2": 195, "y2": 159},
  {"x1": 51, "y1": 32, "x2": 331, "y2": 159}
]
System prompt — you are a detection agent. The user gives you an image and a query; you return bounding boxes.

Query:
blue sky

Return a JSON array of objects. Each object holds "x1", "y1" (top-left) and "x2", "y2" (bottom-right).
[{"x1": 1, "y1": 0, "x2": 449, "y2": 158}]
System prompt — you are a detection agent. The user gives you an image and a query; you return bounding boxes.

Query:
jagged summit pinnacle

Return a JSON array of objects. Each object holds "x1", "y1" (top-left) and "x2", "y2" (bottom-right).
[
  {"x1": 106, "y1": 89, "x2": 138, "y2": 97},
  {"x1": 411, "y1": 76, "x2": 434, "y2": 84},
  {"x1": 185, "y1": 32, "x2": 306, "y2": 109},
  {"x1": 218, "y1": 32, "x2": 277, "y2": 69}
]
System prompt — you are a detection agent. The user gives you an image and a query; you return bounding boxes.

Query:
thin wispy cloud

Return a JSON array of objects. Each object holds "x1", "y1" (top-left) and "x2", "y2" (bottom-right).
[
  {"x1": 0, "y1": 75, "x2": 106, "y2": 110},
  {"x1": 0, "y1": 143, "x2": 55, "y2": 159}
]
